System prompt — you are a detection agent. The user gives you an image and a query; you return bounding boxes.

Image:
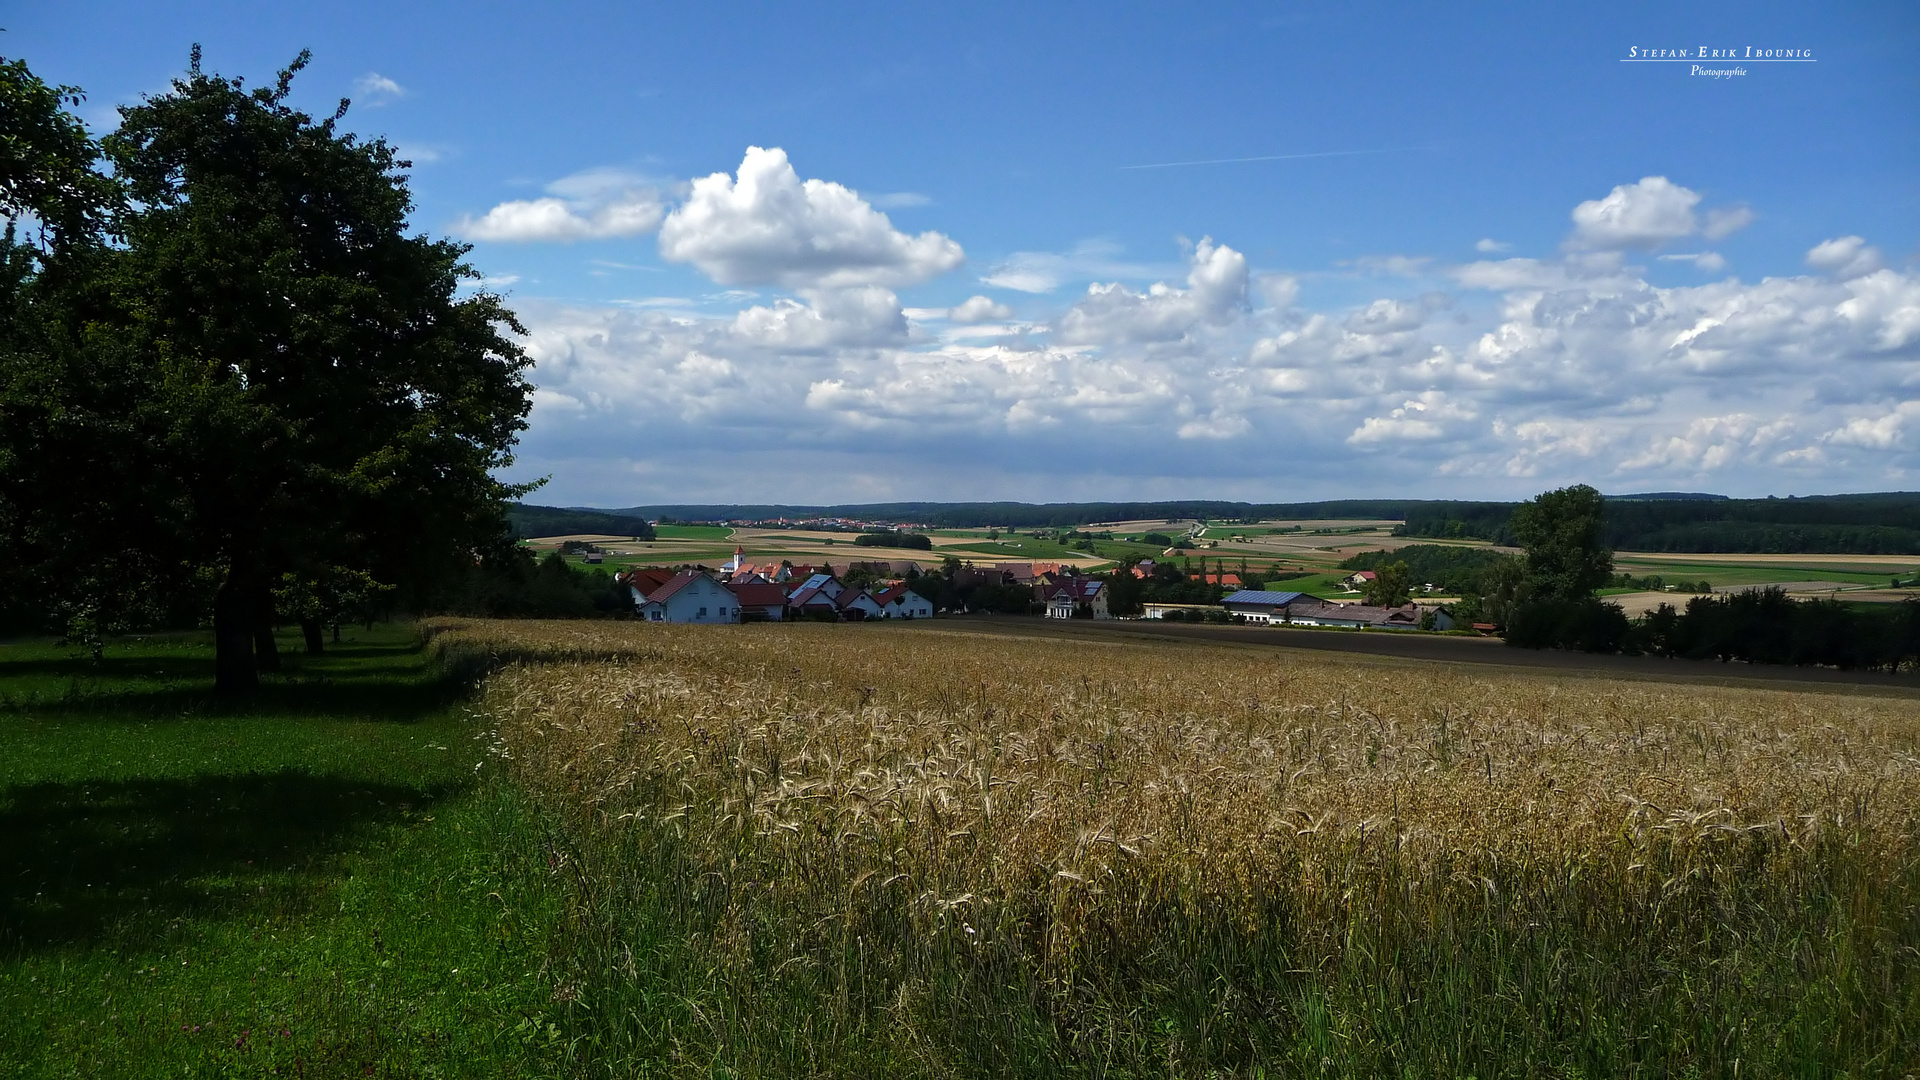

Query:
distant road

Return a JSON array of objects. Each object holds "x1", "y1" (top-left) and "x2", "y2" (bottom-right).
[{"x1": 904, "y1": 617, "x2": 1920, "y2": 697}]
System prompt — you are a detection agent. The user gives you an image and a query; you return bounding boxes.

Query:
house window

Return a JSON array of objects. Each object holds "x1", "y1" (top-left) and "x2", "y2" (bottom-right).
[{"x1": 698, "y1": 606, "x2": 708, "y2": 616}]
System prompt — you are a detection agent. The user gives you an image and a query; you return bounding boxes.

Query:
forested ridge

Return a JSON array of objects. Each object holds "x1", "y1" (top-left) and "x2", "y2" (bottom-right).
[
  {"x1": 513, "y1": 492, "x2": 1920, "y2": 554},
  {"x1": 506, "y1": 504, "x2": 655, "y2": 540},
  {"x1": 1399, "y1": 493, "x2": 1920, "y2": 553}
]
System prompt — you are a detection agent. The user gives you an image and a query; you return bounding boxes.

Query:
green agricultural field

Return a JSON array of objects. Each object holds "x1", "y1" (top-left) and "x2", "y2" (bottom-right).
[
  {"x1": 0, "y1": 627, "x2": 571, "y2": 1079},
  {"x1": 1264, "y1": 570, "x2": 1356, "y2": 595},
  {"x1": 580, "y1": 546, "x2": 741, "y2": 567}
]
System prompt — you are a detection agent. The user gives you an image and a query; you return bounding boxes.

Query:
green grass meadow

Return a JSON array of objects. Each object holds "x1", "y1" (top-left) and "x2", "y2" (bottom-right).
[{"x1": 0, "y1": 628, "x2": 578, "y2": 1079}]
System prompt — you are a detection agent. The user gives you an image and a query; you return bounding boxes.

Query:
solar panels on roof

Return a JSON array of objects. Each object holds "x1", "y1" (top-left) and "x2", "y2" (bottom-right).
[{"x1": 1222, "y1": 590, "x2": 1306, "y2": 605}]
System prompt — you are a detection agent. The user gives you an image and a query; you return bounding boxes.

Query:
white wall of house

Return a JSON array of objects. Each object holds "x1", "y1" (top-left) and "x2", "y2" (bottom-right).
[
  {"x1": 838, "y1": 592, "x2": 884, "y2": 619},
  {"x1": 642, "y1": 575, "x2": 741, "y2": 624},
  {"x1": 880, "y1": 590, "x2": 933, "y2": 618}
]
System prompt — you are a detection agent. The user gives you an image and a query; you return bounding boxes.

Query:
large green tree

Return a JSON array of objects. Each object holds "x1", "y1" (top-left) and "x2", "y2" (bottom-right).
[
  {"x1": 1, "y1": 50, "x2": 537, "y2": 690},
  {"x1": 1509, "y1": 484, "x2": 1613, "y2": 602},
  {"x1": 1361, "y1": 560, "x2": 1412, "y2": 607}
]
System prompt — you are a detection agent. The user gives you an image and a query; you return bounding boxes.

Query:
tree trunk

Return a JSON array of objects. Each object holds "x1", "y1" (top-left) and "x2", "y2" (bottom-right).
[
  {"x1": 252, "y1": 584, "x2": 282, "y2": 673},
  {"x1": 213, "y1": 570, "x2": 257, "y2": 694},
  {"x1": 301, "y1": 617, "x2": 325, "y2": 655}
]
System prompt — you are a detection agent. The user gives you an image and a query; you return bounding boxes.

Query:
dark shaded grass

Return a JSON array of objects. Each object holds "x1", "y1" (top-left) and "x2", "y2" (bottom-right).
[
  {"x1": 0, "y1": 625, "x2": 576, "y2": 1078},
  {"x1": 1, "y1": 771, "x2": 461, "y2": 951},
  {"x1": 0, "y1": 635, "x2": 472, "y2": 722}
]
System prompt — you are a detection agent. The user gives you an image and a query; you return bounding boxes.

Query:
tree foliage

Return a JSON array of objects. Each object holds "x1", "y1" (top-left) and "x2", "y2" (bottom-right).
[
  {"x1": 1362, "y1": 561, "x2": 1412, "y2": 607},
  {"x1": 1510, "y1": 484, "x2": 1613, "y2": 603},
  {"x1": 0, "y1": 56, "x2": 117, "y2": 249},
  {"x1": 1340, "y1": 544, "x2": 1509, "y2": 594},
  {"x1": 0, "y1": 50, "x2": 536, "y2": 691}
]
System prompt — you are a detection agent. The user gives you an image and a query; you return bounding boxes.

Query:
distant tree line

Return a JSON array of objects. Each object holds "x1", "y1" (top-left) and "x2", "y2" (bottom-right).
[
  {"x1": 563, "y1": 499, "x2": 1439, "y2": 530},
  {"x1": 507, "y1": 504, "x2": 656, "y2": 540},
  {"x1": 853, "y1": 530, "x2": 933, "y2": 550},
  {"x1": 1508, "y1": 591, "x2": 1920, "y2": 672},
  {"x1": 431, "y1": 551, "x2": 632, "y2": 619},
  {"x1": 1398, "y1": 493, "x2": 1920, "y2": 554},
  {"x1": 1447, "y1": 486, "x2": 1920, "y2": 672},
  {"x1": 507, "y1": 493, "x2": 1920, "y2": 555},
  {"x1": 1340, "y1": 545, "x2": 1511, "y2": 595}
]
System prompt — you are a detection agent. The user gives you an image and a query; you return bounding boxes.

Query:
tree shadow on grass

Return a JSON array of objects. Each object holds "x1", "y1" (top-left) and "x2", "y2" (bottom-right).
[
  {"x1": 0, "y1": 638, "x2": 472, "y2": 722},
  {"x1": 0, "y1": 770, "x2": 463, "y2": 954}
]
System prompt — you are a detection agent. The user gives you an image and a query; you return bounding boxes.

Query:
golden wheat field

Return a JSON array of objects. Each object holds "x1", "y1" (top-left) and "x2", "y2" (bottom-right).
[{"x1": 428, "y1": 617, "x2": 1920, "y2": 1074}]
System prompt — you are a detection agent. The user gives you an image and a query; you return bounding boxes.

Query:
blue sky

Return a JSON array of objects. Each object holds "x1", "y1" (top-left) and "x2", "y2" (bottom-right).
[{"x1": 14, "y1": 2, "x2": 1920, "y2": 505}]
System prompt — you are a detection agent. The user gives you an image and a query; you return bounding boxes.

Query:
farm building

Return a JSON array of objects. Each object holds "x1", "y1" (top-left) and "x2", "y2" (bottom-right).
[
  {"x1": 1141, "y1": 603, "x2": 1213, "y2": 620},
  {"x1": 1220, "y1": 590, "x2": 1322, "y2": 623},
  {"x1": 1282, "y1": 602, "x2": 1423, "y2": 630}
]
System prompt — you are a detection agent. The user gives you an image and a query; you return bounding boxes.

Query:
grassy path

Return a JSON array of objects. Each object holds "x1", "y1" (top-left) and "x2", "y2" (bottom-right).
[{"x1": 0, "y1": 626, "x2": 575, "y2": 1078}]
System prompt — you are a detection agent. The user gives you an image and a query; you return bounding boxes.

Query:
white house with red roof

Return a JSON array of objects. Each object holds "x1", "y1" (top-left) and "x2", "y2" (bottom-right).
[
  {"x1": 871, "y1": 585, "x2": 933, "y2": 619},
  {"x1": 1043, "y1": 579, "x2": 1109, "y2": 619},
  {"x1": 635, "y1": 569, "x2": 741, "y2": 623},
  {"x1": 833, "y1": 588, "x2": 884, "y2": 620}
]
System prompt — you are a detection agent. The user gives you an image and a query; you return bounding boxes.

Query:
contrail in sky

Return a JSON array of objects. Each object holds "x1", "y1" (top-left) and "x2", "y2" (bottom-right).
[{"x1": 1120, "y1": 147, "x2": 1428, "y2": 170}]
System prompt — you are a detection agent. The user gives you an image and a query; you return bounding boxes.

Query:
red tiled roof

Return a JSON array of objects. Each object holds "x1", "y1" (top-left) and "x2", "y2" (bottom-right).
[
  {"x1": 647, "y1": 570, "x2": 719, "y2": 604},
  {"x1": 622, "y1": 568, "x2": 675, "y2": 598},
  {"x1": 728, "y1": 582, "x2": 788, "y2": 607}
]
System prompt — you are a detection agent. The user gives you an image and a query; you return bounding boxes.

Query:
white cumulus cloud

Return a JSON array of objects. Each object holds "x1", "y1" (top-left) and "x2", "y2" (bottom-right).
[
  {"x1": 657, "y1": 147, "x2": 964, "y2": 289},
  {"x1": 1052, "y1": 239, "x2": 1248, "y2": 346},
  {"x1": 1806, "y1": 236, "x2": 1886, "y2": 280},
  {"x1": 947, "y1": 295, "x2": 1013, "y2": 323},
  {"x1": 1569, "y1": 176, "x2": 1703, "y2": 249},
  {"x1": 489, "y1": 170, "x2": 1920, "y2": 503},
  {"x1": 459, "y1": 168, "x2": 666, "y2": 243}
]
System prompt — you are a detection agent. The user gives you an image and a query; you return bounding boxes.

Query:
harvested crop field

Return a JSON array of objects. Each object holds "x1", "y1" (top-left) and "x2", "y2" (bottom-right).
[{"x1": 429, "y1": 618, "x2": 1920, "y2": 1077}]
